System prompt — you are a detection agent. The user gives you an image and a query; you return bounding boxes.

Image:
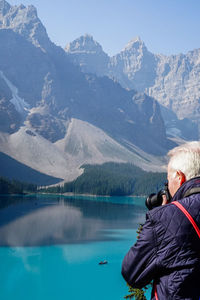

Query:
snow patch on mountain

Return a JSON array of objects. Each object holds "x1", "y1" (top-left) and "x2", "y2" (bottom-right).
[{"x1": 0, "y1": 70, "x2": 29, "y2": 115}]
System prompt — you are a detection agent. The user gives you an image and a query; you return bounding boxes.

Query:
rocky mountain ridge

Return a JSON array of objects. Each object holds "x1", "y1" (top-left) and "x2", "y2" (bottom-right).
[
  {"x1": 65, "y1": 34, "x2": 110, "y2": 77},
  {"x1": 66, "y1": 35, "x2": 200, "y2": 130},
  {"x1": 0, "y1": 0, "x2": 51, "y2": 51}
]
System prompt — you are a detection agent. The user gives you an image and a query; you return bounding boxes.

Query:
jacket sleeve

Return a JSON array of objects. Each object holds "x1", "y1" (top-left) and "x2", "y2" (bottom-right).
[{"x1": 121, "y1": 213, "x2": 158, "y2": 289}]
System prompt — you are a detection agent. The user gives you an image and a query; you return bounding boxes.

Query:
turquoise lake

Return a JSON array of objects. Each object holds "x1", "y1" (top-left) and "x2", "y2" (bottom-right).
[{"x1": 0, "y1": 194, "x2": 151, "y2": 300}]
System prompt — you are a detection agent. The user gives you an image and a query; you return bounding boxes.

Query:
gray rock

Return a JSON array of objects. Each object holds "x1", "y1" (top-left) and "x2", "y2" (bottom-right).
[
  {"x1": 0, "y1": 0, "x2": 51, "y2": 51},
  {"x1": 65, "y1": 34, "x2": 109, "y2": 77},
  {"x1": 109, "y1": 37, "x2": 157, "y2": 92},
  {"x1": 27, "y1": 113, "x2": 66, "y2": 143}
]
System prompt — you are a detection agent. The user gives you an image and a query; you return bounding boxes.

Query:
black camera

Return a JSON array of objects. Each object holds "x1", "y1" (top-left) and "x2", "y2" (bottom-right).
[{"x1": 145, "y1": 183, "x2": 171, "y2": 210}]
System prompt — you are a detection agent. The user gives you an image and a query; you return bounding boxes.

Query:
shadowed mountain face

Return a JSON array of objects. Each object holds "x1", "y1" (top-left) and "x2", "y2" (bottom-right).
[{"x1": 0, "y1": 1, "x2": 175, "y2": 182}]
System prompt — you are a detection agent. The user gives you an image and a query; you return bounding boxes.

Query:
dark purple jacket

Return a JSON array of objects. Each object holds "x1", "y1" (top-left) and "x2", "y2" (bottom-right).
[{"x1": 122, "y1": 177, "x2": 200, "y2": 299}]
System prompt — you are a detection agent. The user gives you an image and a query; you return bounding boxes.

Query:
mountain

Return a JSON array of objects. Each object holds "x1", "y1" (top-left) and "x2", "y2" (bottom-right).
[
  {"x1": 66, "y1": 35, "x2": 200, "y2": 139},
  {"x1": 0, "y1": 0, "x2": 51, "y2": 51},
  {"x1": 0, "y1": 1, "x2": 173, "y2": 183},
  {"x1": 109, "y1": 36, "x2": 157, "y2": 92},
  {"x1": 65, "y1": 34, "x2": 109, "y2": 77}
]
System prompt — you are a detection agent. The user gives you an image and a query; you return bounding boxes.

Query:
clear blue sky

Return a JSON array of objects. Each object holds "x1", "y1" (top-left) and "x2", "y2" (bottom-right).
[{"x1": 8, "y1": 0, "x2": 200, "y2": 56}]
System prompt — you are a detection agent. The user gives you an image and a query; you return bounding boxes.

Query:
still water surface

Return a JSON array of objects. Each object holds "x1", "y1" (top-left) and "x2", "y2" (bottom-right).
[{"x1": 0, "y1": 194, "x2": 151, "y2": 299}]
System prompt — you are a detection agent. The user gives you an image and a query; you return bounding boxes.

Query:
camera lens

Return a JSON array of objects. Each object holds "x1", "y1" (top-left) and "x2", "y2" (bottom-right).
[
  {"x1": 145, "y1": 183, "x2": 171, "y2": 210},
  {"x1": 145, "y1": 193, "x2": 163, "y2": 210}
]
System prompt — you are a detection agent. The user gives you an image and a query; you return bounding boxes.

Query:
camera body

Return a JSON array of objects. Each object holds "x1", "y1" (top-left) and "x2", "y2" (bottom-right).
[{"x1": 145, "y1": 183, "x2": 171, "y2": 210}]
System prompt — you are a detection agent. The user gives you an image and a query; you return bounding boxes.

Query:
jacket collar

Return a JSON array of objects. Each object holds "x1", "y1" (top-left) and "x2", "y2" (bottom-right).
[{"x1": 172, "y1": 176, "x2": 200, "y2": 202}]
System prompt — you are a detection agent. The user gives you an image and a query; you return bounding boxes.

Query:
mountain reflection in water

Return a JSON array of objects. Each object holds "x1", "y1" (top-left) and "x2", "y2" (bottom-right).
[{"x1": 0, "y1": 195, "x2": 146, "y2": 247}]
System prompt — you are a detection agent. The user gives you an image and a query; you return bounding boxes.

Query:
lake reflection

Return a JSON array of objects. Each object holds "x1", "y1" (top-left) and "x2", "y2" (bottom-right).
[
  {"x1": 0, "y1": 195, "x2": 146, "y2": 247},
  {"x1": 0, "y1": 195, "x2": 151, "y2": 300}
]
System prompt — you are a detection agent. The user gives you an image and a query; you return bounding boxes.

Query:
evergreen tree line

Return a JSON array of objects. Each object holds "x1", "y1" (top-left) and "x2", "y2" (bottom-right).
[
  {"x1": 0, "y1": 177, "x2": 37, "y2": 194},
  {"x1": 42, "y1": 162, "x2": 167, "y2": 196}
]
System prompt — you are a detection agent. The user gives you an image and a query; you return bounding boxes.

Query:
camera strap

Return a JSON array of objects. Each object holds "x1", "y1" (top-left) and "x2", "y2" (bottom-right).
[
  {"x1": 172, "y1": 201, "x2": 200, "y2": 238},
  {"x1": 183, "y1": 187, "x2": 200, "y2": 198}
]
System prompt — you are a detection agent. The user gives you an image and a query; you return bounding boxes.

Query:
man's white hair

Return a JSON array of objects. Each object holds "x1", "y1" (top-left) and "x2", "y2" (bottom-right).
[{"x1": 168, "y1": 141, "x2": 200, "y2": 181}]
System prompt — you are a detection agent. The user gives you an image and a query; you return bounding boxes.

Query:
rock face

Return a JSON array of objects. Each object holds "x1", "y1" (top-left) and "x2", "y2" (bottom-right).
[
  {"x1": 0, "y1": 0, "x2": 51, "y2": 51},
  {"x1": 66, "y1": 35, "x2": 200, "y2": 133},
  {"x1": 65, "y1": 34, "x2": 109, "y2": 76},
  {"x1": 0, "y1": 1, "x2": 174, "y2": 181},
  {"x1": 147, "y1": 51, "x2": 200, "y2": 121},
  {"x1": 109, "y1": 37, "x2": 157, "y2": 92}
]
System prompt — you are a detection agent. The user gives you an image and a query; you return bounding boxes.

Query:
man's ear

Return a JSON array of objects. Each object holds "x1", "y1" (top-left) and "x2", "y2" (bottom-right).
[{"x1": 177, "y1": 170, "x2": 186, "y2": 186}]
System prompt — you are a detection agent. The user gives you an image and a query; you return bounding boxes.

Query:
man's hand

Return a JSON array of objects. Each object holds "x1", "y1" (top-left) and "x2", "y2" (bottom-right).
[{"x1": 162, "y1": 194, "x2": 168, "y2": 205}]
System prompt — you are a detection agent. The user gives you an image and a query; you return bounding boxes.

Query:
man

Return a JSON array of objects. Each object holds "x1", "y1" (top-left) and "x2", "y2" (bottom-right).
[{"x1": 122, "y1": 141, "x2": 200, "y2": 299}]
